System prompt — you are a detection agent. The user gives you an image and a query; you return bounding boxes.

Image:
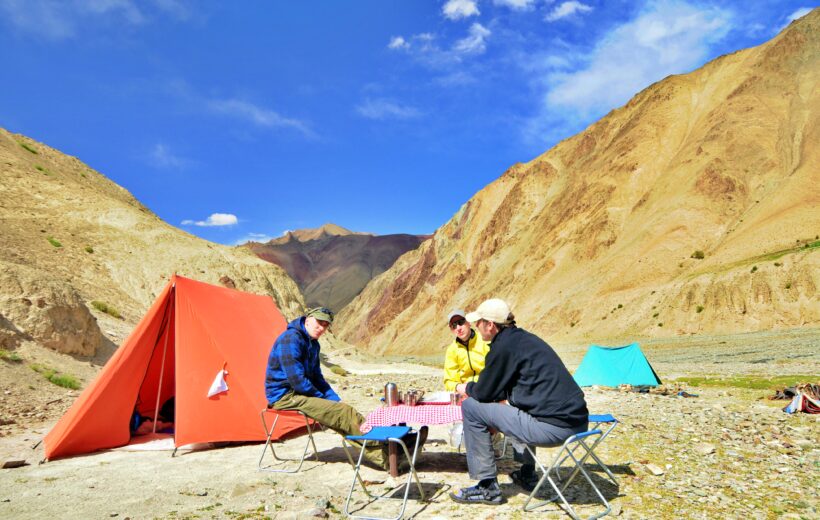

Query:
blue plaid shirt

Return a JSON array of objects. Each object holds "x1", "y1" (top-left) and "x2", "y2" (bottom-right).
[{"x1": 265, "y1": 317, "x2": 340, "y2": 404}]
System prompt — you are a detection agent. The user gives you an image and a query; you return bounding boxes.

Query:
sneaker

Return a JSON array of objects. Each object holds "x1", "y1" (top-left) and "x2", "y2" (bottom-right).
[
  {"x1": 510, "y1": 469, "x2": 540, "y2": 492},
  {"x1": 449, "y1": 481, "x2": 505, "y2": 505}
]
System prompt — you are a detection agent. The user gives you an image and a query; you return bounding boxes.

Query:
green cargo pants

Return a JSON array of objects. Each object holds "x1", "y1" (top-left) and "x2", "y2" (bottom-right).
[{"x1": 271, "y1": 391, "x2": 385, "y2": 468}]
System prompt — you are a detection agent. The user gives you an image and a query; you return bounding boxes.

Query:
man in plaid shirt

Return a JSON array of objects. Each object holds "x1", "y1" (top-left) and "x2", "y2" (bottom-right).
[{"x1": 265, "y1": 307, "x2": 386, "y2": 468}]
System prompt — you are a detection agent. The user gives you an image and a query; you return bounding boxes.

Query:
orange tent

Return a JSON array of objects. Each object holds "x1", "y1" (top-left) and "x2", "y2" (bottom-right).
[{"x1": 44, "y1": 275, "x2": 306, "y2": 460}]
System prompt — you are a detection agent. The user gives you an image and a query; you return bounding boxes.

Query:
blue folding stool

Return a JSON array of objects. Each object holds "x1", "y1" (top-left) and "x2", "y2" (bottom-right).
[
  {"x1": 258, "y1": 408, "x2": 320, "y2": 473},
  {"x1": 552, "y1": 414, "x2": 619, "y2": 486},
  {"x1": 523, "y1": 429, "x2": 611, "y2": 520},
  {"x1": 342, "y1": 426, "x2": 427, "y2": 520}
]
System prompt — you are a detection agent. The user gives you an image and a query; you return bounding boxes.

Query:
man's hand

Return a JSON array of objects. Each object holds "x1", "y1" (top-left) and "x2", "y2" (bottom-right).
[{"x1": 456, "y1": 383, "x2": 468, "y2": 396}]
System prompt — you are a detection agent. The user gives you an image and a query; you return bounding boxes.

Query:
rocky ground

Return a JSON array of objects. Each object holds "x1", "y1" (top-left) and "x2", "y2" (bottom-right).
[{"x1": 0, "y1": 328, "x2": 818, "y2": 519}]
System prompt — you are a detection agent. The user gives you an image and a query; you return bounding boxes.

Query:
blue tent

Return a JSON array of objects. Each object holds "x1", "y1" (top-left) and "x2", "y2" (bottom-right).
[{"x1": 573, "y1": 343, "x2": 661, "y2": 387}]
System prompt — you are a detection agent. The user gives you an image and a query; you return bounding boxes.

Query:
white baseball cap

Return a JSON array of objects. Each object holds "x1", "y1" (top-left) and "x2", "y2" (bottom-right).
[
  {"x1": 465, "y1": 298, "x2": 511, "y2": 324},
  {"x1": 447, "y1": 309, "x2": 466, "y2": 323}
]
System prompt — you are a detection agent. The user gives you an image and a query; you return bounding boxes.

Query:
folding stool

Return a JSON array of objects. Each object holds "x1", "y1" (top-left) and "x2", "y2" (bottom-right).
[
  {"x1": 523, "y1": 429, "x2": 611, "y2": 520},
  {"x1": 342, "y1": 426, "x2": 427, "y2": 520},
  {"x1": 552, "y1": 414, "x2": 619, "y2": 486},
  {"x1": 258, "y1": 408, "x2": 320, "y2": 473}
]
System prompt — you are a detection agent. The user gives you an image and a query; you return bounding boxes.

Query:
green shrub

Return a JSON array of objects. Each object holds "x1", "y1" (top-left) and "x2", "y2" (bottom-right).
[
  {"x1": 47, "y1": 237, "x2": 62, "y2": 248},
  {"x1": 35, "y1": 165, "x2": 45, "y2": 172},
  {"x1": 91, "y1": 300, "x2": 122, "y2": 319},
  {"x1": 48, "y1": 374, "x2": 81, "y2": 390},
  {"x1": 785, "y1": 282, "x2": 792, "y2": 289},
  {"x1": 751, "y1": 265, "x2": 758, "y2": 273},
  {"x1": 19, "y1": 142, "x2": 38, "y2": 154},
  {"x1": 84, "y1": 246, "x2": 94, "y2": 254},
  {"x1": 657, "y1": 322, "x2": 663, "y2": 327},
  {"x1": 30, "y1": 364, "x2": 81, "y2": 389},
  {"x1": 691, "y1": 250, "x2": 705, "y2": 259},
  {"x1": 696, "y1": 305, "x2": 704, "y2": 313},
  {"x1": 329, "y1": 365, "x2": 348, "y2": 377},
  {"x1": 676, "y1": 374, "x2": 817, "y2": 390},
  {"x1": 0, "y1": 349, "x2": 23, "y2": 363},
  {"x1": 652, "y1": 312, "x2": 659, "y2": 318}
]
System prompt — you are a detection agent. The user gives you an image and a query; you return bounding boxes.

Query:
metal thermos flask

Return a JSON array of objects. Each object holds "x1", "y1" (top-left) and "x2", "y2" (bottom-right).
[{"x1": 384, "y1": 382, "x2": 399, "y2": 406}]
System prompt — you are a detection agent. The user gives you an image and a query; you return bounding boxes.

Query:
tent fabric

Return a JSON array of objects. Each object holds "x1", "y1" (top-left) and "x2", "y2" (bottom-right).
[
  {"x1": 573, "y1": 343, "x2": 661, "y2": 387},
  {"x1": 44, "y1": 275, "x2": 305, "y2": 460}
]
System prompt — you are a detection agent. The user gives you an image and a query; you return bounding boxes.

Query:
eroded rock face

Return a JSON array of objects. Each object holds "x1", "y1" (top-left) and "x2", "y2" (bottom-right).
[
  {"x1": 0, "y1": 263, "x2": 103, "y2": 356},
  {"x1": 0, "y1": 312, "x2": 20, "y2": 350}
]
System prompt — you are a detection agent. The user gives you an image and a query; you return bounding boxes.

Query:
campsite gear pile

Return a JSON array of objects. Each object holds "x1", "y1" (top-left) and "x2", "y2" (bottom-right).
[
  {"x1": 44, "y1": 275, "x2": 307, "y2": 460},
  {"x1": 775, "y1": 383, "x2": 820, "y2": 414},
  {"x1": 618, "y1": 383, "x2": 693, "y2": 396}
]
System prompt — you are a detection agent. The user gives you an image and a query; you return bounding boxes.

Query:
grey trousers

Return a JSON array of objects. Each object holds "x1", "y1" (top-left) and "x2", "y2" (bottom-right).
[{"x1": 461, "y1": 397, "x2": 588, "y2": 481}]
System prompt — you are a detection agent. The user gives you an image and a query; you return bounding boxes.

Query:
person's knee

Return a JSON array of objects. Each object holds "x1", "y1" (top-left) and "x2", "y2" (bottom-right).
[{"x1": 461, "y1": 397, "x2": 481, "y2": 421}]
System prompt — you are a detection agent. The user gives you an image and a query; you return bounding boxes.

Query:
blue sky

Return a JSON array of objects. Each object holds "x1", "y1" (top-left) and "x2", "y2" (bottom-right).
[{"x1": 0, "y1": 1, "x2": 813, "y2": 244}]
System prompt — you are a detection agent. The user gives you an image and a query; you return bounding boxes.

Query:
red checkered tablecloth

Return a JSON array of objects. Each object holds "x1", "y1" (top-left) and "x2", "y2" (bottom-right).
[{"x1": 362, "y1": 403, "x2": 462, "y2": 432}]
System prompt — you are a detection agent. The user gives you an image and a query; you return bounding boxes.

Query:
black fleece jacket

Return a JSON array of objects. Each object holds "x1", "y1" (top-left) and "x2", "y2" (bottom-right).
[{"x1": 465, "y1": 326, "x2": 588, "y2": 428}]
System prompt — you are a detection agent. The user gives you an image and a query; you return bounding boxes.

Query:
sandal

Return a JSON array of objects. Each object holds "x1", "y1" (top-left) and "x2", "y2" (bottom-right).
[
  {"x1": 510, "y1": 469, "x2": 540, "y2": 492},
  {"x1": 449, "y1": 482, "x2": 505, "y2": 505}
]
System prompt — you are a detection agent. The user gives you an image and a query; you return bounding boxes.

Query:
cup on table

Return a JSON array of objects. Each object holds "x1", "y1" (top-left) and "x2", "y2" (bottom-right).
[{"x1": 449, "y1": 392, "x2": 462, "y2": 406}]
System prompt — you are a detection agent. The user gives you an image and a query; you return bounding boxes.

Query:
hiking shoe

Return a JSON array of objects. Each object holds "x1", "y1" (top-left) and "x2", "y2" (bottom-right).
[
  {"x1": 449, "y1": 481, "x2": 505, "y2": 505},
  {"x1": 510, "y1": 469, "x2": 540, "y2": 492}
]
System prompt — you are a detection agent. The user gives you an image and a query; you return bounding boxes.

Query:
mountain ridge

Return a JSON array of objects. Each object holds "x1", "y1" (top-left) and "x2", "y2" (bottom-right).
[
  {"x1": 247, "y1": 229, "x2": 430, "y2": 311},
  {"x1": 0, "y1": 128, "x2": 305, "y2": 357},
  {"x1": 335, "y1": 10, "x2": 819, "y2": 356}
]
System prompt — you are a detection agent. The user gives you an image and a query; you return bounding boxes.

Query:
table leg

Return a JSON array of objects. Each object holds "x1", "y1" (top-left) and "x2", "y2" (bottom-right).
[{"x1": 388, "y1": 441, "x2": 399, "y2": 477}]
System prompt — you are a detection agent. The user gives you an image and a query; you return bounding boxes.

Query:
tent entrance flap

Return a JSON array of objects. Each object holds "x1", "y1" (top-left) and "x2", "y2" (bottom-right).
[{"x1": 135, "y1": 287, "x2": 176, "y2": 421}]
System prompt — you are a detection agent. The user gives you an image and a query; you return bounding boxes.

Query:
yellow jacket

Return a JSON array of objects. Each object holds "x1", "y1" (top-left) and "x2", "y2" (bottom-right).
[{"x1": 443, "y1": 330, "x2": 491, "y2": 391}]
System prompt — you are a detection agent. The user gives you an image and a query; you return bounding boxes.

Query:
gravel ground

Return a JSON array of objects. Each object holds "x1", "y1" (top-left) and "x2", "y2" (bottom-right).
[{"x1": 1, "y1": 328, "x2": 818, "y2": 519}]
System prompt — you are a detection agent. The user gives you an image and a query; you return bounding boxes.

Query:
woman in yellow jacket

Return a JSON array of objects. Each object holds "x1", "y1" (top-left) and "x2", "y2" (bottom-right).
[{"x1": 444, "y1": 309, "x2": 491, "y2": 392}]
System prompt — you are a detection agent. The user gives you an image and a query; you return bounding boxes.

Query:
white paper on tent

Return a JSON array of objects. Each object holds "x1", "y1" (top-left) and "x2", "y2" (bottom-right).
[{"x1": 207, "y1": 367, "x2": 229, "y2": 397}]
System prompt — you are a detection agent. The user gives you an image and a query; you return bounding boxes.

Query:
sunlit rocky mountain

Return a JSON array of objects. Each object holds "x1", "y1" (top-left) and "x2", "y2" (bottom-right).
[{"x1": 336, "y1": 11, "x2": 820, "y2": 356}]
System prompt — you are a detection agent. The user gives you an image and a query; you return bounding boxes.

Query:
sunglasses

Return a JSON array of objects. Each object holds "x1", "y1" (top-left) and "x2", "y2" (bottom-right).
[{"x1": 449, "y1": 318, "x2": 466, "y2": 329}]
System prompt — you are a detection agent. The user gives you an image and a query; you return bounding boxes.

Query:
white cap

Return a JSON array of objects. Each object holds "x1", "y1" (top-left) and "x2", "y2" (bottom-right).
[
  {"x1": 465, "y1": 298, "x2": 511, "y2": 324},
  {"x1": 447, "y1": 309, "x2": 466, "y2": 323}
]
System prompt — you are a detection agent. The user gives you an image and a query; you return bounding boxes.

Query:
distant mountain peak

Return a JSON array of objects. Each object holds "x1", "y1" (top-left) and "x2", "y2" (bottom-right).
[{"x1": 271, "y1": 223, "x2": 372, "y2": 245}]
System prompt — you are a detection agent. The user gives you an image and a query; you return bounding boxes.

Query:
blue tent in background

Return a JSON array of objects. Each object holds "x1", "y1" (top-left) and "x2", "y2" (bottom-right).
[{"x1": 573, "y1": 343, "x2": 661, "y2": 387}]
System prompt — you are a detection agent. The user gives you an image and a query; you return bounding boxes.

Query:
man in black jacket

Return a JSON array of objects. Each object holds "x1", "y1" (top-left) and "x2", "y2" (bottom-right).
[{"x1": 450, "y1": 298, "x2": 589, "y2": 505}]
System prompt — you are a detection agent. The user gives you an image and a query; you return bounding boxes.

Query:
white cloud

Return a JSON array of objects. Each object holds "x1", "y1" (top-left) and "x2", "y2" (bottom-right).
[
  {"x1": 442, "y1": 0, "x2": 479, "y2": 21},
  {"x1": 526, "y1": 1, "x2": 733, "y2": 142},
  {"x1": 182, "y1": 213, "x2": 238, "y2": 227},
  {"x1": 776, "y1": 7, "x2": 813, "y2": 33},
  {"x1": 388, "y1": 35, "x2": 409, "y2": 50},
  {"x1": 0, "y1": 0, "x2": 195, "y2": 40},
  {"x1": 493, "y1": 0, "x2": 536, "y2": 10},
  {"x1": 786, "y1": 7, "x2": 813, "y2": 22},
  {"x1": 546, "y1": 2, "x2": 731, "y2": 115},
  {"x1": 83, "y1": 0, "x2": 144, "y2": 24},
  {"x1": 545, "y1": 1, "x2": 593, "y2": 22},
  {"x1": 453, "y1": 23, "x2": 491, "y2": 55},
  {"x1": 434, "y1": 70, "x2": 477, "y2": 86},
  {"x1": 152, "y1": 0, "x2": 192, "y2": 21},
  {"x1": 356, "y1": 98, "x2": 422, "y2": 120},
  {"x1": 149, "y1": 143, "x2": 193, "y2": 170},
  {"x1": 208, "y1": 98, "x2": 314, "y2": 137}
]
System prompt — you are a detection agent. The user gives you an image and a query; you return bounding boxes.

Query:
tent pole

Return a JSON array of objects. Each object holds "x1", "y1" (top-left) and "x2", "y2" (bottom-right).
[{"x1": 152, "y1": 286, "x2": 174, "y2": 433}]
